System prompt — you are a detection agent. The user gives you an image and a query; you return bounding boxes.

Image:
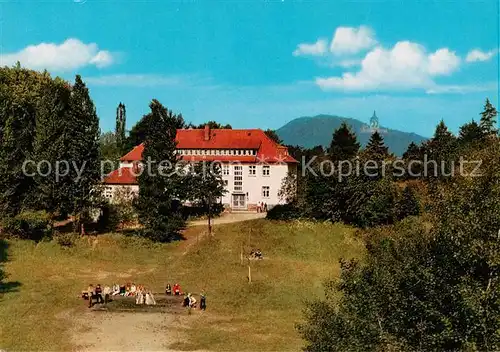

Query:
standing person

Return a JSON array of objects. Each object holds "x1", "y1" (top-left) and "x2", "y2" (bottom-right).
[
  {"x1": 103, "y1": 285, "x2": 111, "y2": 304},
  {"x1": 182, "y1": 293, "x2": 190, "y2": 307},
  {"x1": 87, "y1": 284, "x2": 95, "y2": 308},
  {"x1": 200, "y1": 291, "x2": 207, "y2": 311},
  {"x1": 264, "y1": 203, "x2": 268, "y2": 212}
]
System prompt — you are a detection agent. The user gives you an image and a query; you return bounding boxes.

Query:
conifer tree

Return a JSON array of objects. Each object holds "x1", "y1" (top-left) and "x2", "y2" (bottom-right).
[
  {"x1": 424, "y1": 120, "x2": 457, "y2": 179},
  {"x1": 67, "y1": 75, "x2": 101, "y2": 228},
  {"x1": 30, "y1": 77, "x2": 74, "y2": 215},
  {"x1": 479, "y1": 98, "x2": 498, "y2": 136},
  {"x1": 364, "y1": 131, "x2": 389, "y2": 161},
  {"x1": 135, "y1": 99, "x2": 185, "y2": 242},
  {"x1": 0, "y1": 66, "x2": 39, "y2": 215},
  {"x1": 458, "y1": 119, "x2": 484, "y2": 149},
  {"x1": 328, "y1": 122, "x2": 360, "y2": 162},
  {"x1": 124, "y1": 107, "x2": 185, "y2": 153},
  {"x1": 402, "y1": 142, "x2": 424, "y2": 179},
  {"x1": 115, "y1": 102, "x2": 126, "y2": 151}
]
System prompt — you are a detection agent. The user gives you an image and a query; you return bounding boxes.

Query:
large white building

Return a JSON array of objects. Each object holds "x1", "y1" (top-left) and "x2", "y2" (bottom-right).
[{"x1": 104, "y1": 126, "x2": 297, "y2": 210}]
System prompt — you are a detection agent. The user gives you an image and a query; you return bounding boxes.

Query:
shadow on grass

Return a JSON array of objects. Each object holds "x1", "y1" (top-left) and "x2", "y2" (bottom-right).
[
  {"x1": 0, "y1": 239, "x2": 21, "y2": 294},
  {"x1": 119, "y1": 228, "x2": 187, "y2": 242}
]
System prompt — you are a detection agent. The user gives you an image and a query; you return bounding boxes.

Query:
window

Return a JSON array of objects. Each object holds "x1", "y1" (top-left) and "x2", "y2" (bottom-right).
[
  {"x1": 223, "y1": 180, "x2": 228, "y2": 186},
  {"x1": 234, "y1": 165, "x2": 243, "y2": 191},
  {"x1": 263, "y1": 165, "x2": 270, "y2": 176},
  {"x1": 104, "y1": 187, "x2": 113, "y2": 199},
  {"x1": 249, "y1": 165, "x2": 256, "y2": 176},
  {"x1": 262, "y1": 186, "x2": 270, "y2": 198},
  {"x1": 222, "y1": 165, "x2": 230, "y2": 175}
]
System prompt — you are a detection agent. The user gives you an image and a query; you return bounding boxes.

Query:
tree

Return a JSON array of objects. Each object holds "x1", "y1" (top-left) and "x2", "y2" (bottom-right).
[
  {"x1": 187, "y1": 161, "x2": 226, "y2": 236},
  {"x1": 278, "y1": 172, "x2": 297, "y2": 204},
  {"x1": 0, "y1": 66, "x2": 41, "y2": 215},
  {"x1": 135, "y1": 99, "x2": 185, "y2": 242},
  {"x1": 423, "y1": 120, "x2": 457, "y2": 180},
  {"x1": 459, "y1": 119, "x2": 484, "y2": 145},
  {"x1": 67, "y1": 75, "x2": 102, "y2": 231},
  {"x1": 402, "y1": 142, "x2": 424, "y2": 179},
  {"x1": 364, "y1": 131, "x2": 389, "y2": 161},
  {"x1": 99, "y1": 132, "x2": 121, "y2": 175},
  {"x1": 479, "y1": 98, "x2": 498, "y2": 136},
  {"x1": 328, "y1": 122, "x2": 360, "y2": 162},
  {"x1": 115, "y1": 102, "x2": 127, "y2": 151},
  {"x1": 124, "y1": 108, "x2": 185, "y2": 153},
  {"x1": 264, "y1": 129, "x2": 283, "y2": 144},
  {"x1": 395, "y1": 185, "x2": 420, "y2": 220},
  {"x1": 30, "y1": 77, "x2": 74, "y2": 216},
  {"x1": 188, "y1": 121, "x2": 232, "y2": 129}
]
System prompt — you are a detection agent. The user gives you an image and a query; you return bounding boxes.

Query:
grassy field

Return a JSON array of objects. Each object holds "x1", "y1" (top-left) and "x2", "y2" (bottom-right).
[{"x1": 0, "y1": 219, "x2": 364, "y2": 351}]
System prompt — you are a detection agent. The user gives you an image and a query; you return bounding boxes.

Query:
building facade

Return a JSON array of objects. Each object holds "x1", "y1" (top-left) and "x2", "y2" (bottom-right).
[{"x1": 103, "y1": 126, "x2": 297, "y2": 210}]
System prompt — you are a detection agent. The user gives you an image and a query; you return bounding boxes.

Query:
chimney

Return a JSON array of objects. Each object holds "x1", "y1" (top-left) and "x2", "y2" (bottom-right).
[{"x1": 204, "y1": 125, "x2": 211, "y2": 141}]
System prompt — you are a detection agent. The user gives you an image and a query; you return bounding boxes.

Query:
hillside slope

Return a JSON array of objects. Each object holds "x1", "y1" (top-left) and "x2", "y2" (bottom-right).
[{"x1": 277, "y1": 114, "x2": 427, "y2": 156}]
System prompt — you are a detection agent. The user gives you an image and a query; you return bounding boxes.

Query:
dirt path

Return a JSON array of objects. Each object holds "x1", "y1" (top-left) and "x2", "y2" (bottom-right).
[
  {"x1": 187, "y1": 212, "x2": 266, "y2": 227},
  {"x1": 71, "y1": 310, "x2": 189, "y2": 351}
]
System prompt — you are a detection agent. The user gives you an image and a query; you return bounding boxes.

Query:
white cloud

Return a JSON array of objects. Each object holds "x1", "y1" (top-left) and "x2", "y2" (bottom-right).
[
  {"x1": 316, "y1": 41, "x2": 461, "y2": 91},
  {"x1": 85, "y1": 74, "x2": 182, "y2": 87},
  {"x1": 0, "y1": 38, "x2": 114, "y2": 72},
  {"x1": 465, "y1": 48, "x2": 498, "y2": 62},
  {"x1": 293, "y1": 39, "x2": 328, "y2": 57},
  {"x1": 428, "y1": 48, "x2": 460, "y2": 75},
  {"x1": 330, "y1": 26, "x2": 377, "y2": 55},
  {"x1": 425, "y1": 82, "x2": 497, "y2": 94},
  {"x1": 338, "y1": 59, "x2": 362, "y2": 68}
]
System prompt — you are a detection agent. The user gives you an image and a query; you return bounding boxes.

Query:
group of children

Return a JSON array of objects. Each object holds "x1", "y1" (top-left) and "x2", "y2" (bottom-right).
[
  {"x1": 165, "y1": 283, "x2": 207, "y2": 310},
  {"x1": 82, "y1": 282, "x2": 206, "y2": 310},
  {"x1": 82, "y1": 283, "x2": 156, "y2": 308}
]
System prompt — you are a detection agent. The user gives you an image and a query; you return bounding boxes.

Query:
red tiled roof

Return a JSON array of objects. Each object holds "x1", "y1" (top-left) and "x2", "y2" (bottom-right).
[
  {"x1": 120, "y1": 128, "x2": 297, "y2": 164},
  {"x1": 103, "y1": 167, "x2": 138, "y2": 185}
]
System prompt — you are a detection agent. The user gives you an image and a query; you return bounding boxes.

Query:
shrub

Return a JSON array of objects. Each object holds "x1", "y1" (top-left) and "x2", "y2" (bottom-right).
[
  {"x1": 2, "y1": 211, "x2": 52, "y2": 241},
  {"x1": 266, "y1": 203, "x2": 301, "y2": 220},
  {"x1": 54, "y1": 232, "x2": 79, "y2": 247}
]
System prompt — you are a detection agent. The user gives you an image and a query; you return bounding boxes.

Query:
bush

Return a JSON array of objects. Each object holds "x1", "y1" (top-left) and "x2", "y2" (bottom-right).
[
  {"x1": 54, "y1": 232, "x2": 79, "y2": 247},
  {"x1": 266, "y1": 203, "x2": 301, "y2": 220},
  {"x1": 2, "y1": 211, "x2": 52, "y2": 241}
]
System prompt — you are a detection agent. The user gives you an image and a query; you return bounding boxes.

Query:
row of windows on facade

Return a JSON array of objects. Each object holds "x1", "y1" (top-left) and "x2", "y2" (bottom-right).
[
  {"x1": 177, "y1": 149, "x2": 257, "y2": 156},
  {"x1": 223, "y1": 179, "x2": 270, "y2": 198},
  {"x1": 104, "y1": 185, "x2": 271, "y2": 199},
  {"x1": 222, "y1": 165, "x2": 269, "y2": 176}
]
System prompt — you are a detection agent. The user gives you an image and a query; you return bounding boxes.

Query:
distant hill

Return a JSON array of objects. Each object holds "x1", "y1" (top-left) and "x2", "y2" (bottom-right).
[{"x1": 276, "y1": 114, "x2": 427, "y2": 156}]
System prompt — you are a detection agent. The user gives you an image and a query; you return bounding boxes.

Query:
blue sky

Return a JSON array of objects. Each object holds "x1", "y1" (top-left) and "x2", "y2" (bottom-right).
[{"x1": 1, "y1": 0, "x2": 498, "y2": 137}]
